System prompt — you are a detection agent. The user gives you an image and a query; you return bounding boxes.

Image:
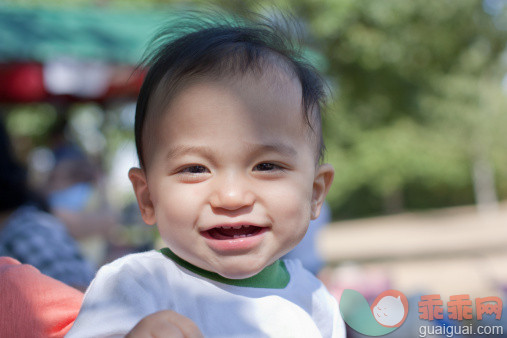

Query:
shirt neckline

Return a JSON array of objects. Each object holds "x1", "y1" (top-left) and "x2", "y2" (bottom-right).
[{"x1": 159, "y1": 247, "x2": 290, "y2": 289}]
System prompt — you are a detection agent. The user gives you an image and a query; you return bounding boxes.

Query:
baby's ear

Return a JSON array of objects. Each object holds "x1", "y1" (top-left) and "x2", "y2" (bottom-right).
[
  {"x1": 128, "y1": 168, "x2": 156, "y2": 225},
  {"x1": 310, "y1": 163, "x2": 334, "y2": 220}
]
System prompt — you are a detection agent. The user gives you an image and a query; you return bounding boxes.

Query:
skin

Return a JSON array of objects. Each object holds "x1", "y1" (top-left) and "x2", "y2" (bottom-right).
[
  {"x1": 129, "y1": 69, "x2": 334, "y2": 281},
  {"x1": 126, "y1": 310, "x2": 204, "y2": 338}
]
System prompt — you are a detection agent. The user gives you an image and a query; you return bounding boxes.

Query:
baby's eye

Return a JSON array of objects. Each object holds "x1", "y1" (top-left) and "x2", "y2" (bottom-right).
[
  {"x1": 179, "y1": 165, "x2": 209, "y2": 174},
  {"x1": 253, "y1": 162, "x2": 282, "y2": 171}
]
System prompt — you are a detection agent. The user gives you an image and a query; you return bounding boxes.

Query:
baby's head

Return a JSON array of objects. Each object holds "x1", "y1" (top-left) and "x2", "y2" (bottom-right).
[{"x1": 129, "y1": 13, "x2": 334, "y2": 279}]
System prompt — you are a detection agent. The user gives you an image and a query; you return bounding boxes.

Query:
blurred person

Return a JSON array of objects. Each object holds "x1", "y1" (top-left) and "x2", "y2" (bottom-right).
[
  {"x1": 45, "y1": 124, "x2": 120, "y2": 266},
  {"x1": 0, "y1": 119, "x2": 94, "y2": 289}
]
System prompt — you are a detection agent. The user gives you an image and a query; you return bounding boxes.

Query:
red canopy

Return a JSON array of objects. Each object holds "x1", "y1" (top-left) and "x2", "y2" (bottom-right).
[{"x1": 0, "y1": 62, "x2": 144, "y2": 103}]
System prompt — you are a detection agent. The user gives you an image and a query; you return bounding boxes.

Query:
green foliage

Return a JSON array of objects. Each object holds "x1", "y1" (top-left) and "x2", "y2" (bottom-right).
[
  {"x1": 295, "y1": 0, "x2": 507, "y2": 218},
  {"x1": 6, "y1": 104, "x2": 57, "y2": 139}
]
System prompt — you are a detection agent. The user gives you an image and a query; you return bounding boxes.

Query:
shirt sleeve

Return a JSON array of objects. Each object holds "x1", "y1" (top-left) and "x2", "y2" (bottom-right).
[{"x1": 66, "y1": 256, "x2": 166, "y2": 338}]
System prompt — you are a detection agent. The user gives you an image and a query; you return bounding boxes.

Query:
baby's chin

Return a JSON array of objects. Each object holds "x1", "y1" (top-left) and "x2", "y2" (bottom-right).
[
  {"x1": 211, "y1": 256, "x2": 274, "y2": 280},
  {"x1": 214, "y1": 262, "x2": 266, "y2": 280}
]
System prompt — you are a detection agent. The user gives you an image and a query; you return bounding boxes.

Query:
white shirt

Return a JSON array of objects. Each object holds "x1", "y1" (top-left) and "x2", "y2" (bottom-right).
[{"x1": 67, "y1": 250, "x2": 345, "y2": 338}]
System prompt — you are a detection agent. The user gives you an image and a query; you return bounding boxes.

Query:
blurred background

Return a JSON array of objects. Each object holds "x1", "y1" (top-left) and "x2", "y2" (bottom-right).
[{"x1": 1, "y1": 0, "x2": 507, "y2": 336}]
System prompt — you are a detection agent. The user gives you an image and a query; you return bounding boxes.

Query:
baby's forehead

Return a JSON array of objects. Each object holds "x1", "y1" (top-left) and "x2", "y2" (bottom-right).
[
  {"x1": 184, "y1": 67, "x2": 302, "y2": 106},
  {"x1": 148, "y1": 65, "x2": 305, "y2": 128},
  {"x1": 142, "y1": 70, "x2": 320, "y2": 165},
  {"x1": 158, "y1": 60, "x2": 300, "y2": 103},
  {"x1": 157, "y1": 69, "x2": 306, "y2": 129}
]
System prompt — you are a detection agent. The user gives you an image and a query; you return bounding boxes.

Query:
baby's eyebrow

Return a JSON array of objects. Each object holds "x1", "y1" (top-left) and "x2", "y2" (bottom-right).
[
  {"x1": 165, "y1": 143, "x2": 297, "y2": 160},
  {"x1": 166, "y1": 145, "x2": 214, "y2": 160},
  {"x1": 244, "y1": 142, "x2": 297, "y2": 158}
]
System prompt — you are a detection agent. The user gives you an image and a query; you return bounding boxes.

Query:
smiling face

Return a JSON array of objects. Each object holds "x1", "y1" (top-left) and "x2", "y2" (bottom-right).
[{"x1": 129, "y1": 70, "x2": 334, "y2": 279}]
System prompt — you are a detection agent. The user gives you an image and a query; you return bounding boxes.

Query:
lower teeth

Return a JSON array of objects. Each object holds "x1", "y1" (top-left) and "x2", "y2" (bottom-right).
[{"x1": 233, "y1": 234, "x2": 253, "y2": 239}]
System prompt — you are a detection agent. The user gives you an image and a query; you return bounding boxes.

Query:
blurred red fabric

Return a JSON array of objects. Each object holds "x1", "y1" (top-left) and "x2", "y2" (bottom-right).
[
  {"x1": 0, "y1": 256, "x2": 83, "y2": 338},
  {"x1": 0, "y1": 63, "x2": 47, "y2": 102}
]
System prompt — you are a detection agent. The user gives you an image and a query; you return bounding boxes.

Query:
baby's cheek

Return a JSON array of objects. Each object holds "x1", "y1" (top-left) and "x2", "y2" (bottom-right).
[
  {"x1": 276, "y1": 182, "x2": 313, "y2": 216},
  {"x1": 156, "y1": 185, "x2": 197, "y2": 224},
  {"x1": 272, "y1": 187, "x2": 312, "y2": 240}
]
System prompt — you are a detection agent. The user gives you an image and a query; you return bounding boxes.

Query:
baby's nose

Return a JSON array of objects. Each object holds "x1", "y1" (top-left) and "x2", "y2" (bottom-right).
[{"x1": 209, "y1": 173, "x2": 255, "y2": 211}]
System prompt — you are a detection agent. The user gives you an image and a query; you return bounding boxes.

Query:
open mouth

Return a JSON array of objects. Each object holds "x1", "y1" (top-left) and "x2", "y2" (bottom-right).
[{"x1": 204, "y1": 225, "x2": 264, "y2": 240}]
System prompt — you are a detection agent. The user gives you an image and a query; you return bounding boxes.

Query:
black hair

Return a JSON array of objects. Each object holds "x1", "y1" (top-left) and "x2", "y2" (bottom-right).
[
  {"x1": 0, "y1": 119, "x2": 49, "y2": 213},
  {"x1": 134, "y1": 11, "x2": 327, "y2": 168}
]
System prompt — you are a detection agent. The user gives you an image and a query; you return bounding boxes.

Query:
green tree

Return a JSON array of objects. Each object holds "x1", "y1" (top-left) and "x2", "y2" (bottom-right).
[{"x1": 294, "y1": 0, "x2": 507, "y2": 218}]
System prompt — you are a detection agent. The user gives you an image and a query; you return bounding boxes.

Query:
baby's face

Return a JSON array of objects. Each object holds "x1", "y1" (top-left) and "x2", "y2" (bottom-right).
[{"x1": 130, "y1": 71, "x2": 333, "y2": 279}]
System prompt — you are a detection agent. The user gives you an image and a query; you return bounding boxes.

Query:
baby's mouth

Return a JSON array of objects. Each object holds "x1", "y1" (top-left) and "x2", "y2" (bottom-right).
[{"x1": 204, "y1": 225, "x2": 263, "y2": 240}]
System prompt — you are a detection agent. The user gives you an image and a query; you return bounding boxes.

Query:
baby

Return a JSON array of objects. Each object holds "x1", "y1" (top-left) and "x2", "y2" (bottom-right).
[{"x1": 67, "y1": 13, "x2": 344, "y2": 338}]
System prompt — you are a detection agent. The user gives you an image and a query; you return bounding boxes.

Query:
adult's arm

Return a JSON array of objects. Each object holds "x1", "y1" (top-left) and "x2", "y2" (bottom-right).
[{"x1": 0, "y1": 257, "x2": 84, "y2": 338}]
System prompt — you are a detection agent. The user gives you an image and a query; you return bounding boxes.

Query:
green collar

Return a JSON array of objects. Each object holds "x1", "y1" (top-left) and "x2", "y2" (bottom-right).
[{"x1": 159, "y1": 248, "x2": 290, "y2": 289}]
